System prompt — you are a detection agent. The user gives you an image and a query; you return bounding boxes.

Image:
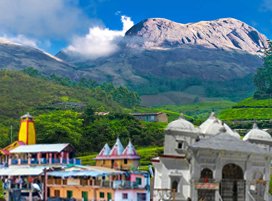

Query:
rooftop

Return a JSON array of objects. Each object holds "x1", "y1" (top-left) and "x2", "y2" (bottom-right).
[
  {"x1": 10, "y1": 143, "x2": 72, "y2": 154},
  {"x1": 190, "y1": 132, "x2": 269, "y2": 155}
]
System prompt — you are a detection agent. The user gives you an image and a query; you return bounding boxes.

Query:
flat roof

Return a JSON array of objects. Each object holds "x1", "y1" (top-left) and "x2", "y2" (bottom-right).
[{"x1": 0, "y1": 166, "x2": 46, "y2": 176}]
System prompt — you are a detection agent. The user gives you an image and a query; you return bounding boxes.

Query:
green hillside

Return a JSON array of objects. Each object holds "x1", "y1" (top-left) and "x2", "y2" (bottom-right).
[
  {"x1": 219, "y1": 97, "x2": 272, "y2": 121},
  {"x1": 133, "y1": 100, "x2": 235, "y2": 123}
]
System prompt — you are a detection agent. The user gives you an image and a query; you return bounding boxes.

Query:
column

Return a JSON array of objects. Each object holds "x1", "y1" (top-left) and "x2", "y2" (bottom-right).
[
  {"x1": 38, "y1": 152, "x2": 41, "y2": 164},
  {"x1": 66, "y1": 152, "x2": 69, "y2": 164},
  {"x1": 49, "y1": 153, "x2": 52, "y2": 164},
  {"x1": 60, "y1": 152, "x2": 63, "y2": 164}
]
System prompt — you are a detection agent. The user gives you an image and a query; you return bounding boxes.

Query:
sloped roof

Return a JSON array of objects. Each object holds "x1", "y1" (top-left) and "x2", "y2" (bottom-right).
[
  {"x1": 190, "y1": 132, "x2": 269, "y2": 155},
  {"x1": 0, "y1": 141, "x2": 25, "y2": 155},
  {"x1": 122, "y1": 141, "x2": 140, "y2": 159},
  {"x1": 10, "y1": 143, "x2": 72, "y2": 153},
  {"x1": 109, "y1": 138, "x2": 124, "y2": 156},
  {"x1": 97, "y1": 143, "x2": 111, "y2": 157}
]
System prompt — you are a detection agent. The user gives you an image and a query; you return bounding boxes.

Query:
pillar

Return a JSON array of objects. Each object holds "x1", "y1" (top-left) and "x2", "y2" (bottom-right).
[{"x1": 49, "y1": 153, "x2": 52, "y2": 164}]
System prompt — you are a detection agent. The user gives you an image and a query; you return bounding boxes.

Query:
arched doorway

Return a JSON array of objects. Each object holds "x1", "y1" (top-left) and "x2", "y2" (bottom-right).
[
  {"x1": 220, "y1": 164, "x2": 245, "y2": 201},
  {"x1": 197, "y1": 168, "x2": 215, "y2": 201}
]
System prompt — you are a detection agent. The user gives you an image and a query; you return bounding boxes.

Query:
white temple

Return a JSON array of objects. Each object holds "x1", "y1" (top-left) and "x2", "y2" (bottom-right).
[{"x1": 152, "y1": 113, "x2": 272, "y2": 201}]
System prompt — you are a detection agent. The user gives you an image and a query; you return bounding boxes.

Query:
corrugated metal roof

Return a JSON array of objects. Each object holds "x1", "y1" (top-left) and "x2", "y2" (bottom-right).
[
  {"x1": 48, "y1": 168, "x2": 124, "y2": 178},
  {"x1": 190, "y1": 132, "x2": 269, "y2": 154},
  {"x1": 0, "y1": 166, "x2": 45, "y2": 176},
  {"x1": 10, "y1": 144, "x2": 70, "y2": 153}
]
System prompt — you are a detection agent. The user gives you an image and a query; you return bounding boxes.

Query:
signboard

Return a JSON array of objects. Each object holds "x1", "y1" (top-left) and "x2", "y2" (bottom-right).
[{"x1": 195, "y1": 182, "x2": 219, "y2": 190}]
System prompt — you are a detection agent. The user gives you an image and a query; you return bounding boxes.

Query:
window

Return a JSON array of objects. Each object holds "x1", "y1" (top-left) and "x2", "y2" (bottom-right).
[
  {"x1": 54, "y1": 190, "x2": 60, "y2": 197},
  {"x1": 80, "y1": 178, "x2": 88, "y2": 186},
  {"x1": 100, "y1": 192, "x2": 105, "y2": 198},
  {"x1": 124, "y1": 159, "x2": 128, "y2": 164},
  {"x1": 67, "y1": 190, "x2": 73, "y2": 199},
  {"x1": 122, "y1": 193, "x2": 128, "y2": 199},
  {"x1": 136, "y1": 177, "x2": 142, "y2": 185},
  {"x1": 137, "y1": 193, "x2": 146, "y2": 201},
  {"x1": 178, "y1": 142, "x2": 183, "y2": 149},
  {"x1": 63, "y1": 179, "x2": 67, "y2": 185}
]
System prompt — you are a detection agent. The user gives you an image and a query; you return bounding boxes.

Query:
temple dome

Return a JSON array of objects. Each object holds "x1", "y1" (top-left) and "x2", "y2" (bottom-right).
[
  {"x1": 200, "y1": 112, "x2": 239, "y2": 138},
  {"x1": 243, "y1": 123, "x2": 272, "y2": 142},
  {"x1": 166, "y1": 114, "x2": 197, "y2": 132}
]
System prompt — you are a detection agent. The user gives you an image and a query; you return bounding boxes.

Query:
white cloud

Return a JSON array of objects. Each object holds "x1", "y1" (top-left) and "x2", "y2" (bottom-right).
[
  {"x1": 0, "y1": 35, "x2": 38, "y2": 48},
  {"x1": 0, "y1": 0, "x2": 91, "y2": 39},
  {"x1": 65, "y1": 15, "x2": 134, "y2": 59}
]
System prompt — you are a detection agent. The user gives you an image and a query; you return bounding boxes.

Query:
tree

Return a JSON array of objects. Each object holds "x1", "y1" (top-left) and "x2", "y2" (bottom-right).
[
  {"x1": 254, "y1": 40, "x2": 272, "y2": 99},
  {"x1": 35, "y1": 110, "x2": 83, "y2": 148}
]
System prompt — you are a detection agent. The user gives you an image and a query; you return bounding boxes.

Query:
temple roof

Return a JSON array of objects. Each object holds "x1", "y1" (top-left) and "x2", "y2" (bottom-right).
[
  {"x1": 243, "y1": 123, "x2": 272, "y2": 142},
  {"x1": 109, "y1": 138, "x2": 124, "y2": 156},
  {"x1": 95, "y1": 139, "x2": 140, "y2": 160},
  {"x1": 97, "y1": 143, "x2": 111, "y2": 157},
  {"x1": 199, "y1": 112, "x2": 239, "y2": 138},
  {"x1": 190, "y1": 132, "x2": 269, "y2": 155},
  {"x1": 166, "y1": 114, "x2": 198, "y2": 133},
  {"x1": 122, "y1": 141, "x2": 140, "y2": 159}
]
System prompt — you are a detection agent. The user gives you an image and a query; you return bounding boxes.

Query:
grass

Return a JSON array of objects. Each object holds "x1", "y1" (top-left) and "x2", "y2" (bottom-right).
[
  {"x1": 78, "y1": 146, "x2": 164, "y2": 170},
  {"x1": 133, "y1": 100, "x2": 235, "y2": 123},
  {"x1": 219, "y1": 97, "x2": 272, "y2": 121}
]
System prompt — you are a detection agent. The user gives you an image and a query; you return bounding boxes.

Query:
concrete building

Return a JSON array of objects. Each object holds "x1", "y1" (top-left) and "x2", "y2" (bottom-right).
[
  {"x1": 47, "y1": 165, "x2": 150, "y2": 201},
  {"x1": 131, "y1": 112, "x2": 168, "y2": 123},
  {"x1": 152, "y1": 113, "x2": 271, "y2": 201}
]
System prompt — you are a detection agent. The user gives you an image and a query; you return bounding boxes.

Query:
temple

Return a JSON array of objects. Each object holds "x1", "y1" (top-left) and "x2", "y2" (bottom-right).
[
  {"x1": 152, "y1": 113, "x2": 272, "y2": 201},
  {"x1": 95, "y1": 138, "x2": 140, "y2": 170}
]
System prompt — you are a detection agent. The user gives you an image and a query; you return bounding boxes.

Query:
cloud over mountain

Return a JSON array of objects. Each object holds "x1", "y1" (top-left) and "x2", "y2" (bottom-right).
[
  {"x1": 0, "y1": 0, "x2": 90, "y2": 39},
  {"x1": 64, "y1": 16, "x2": 134, "y2": 59}
]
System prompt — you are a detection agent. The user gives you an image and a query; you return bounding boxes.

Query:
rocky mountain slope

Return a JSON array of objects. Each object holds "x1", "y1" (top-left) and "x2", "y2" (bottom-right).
[
  {"x1": 125, "y1": 18, "x2": 268, "y2": 54},
  {"x1": 56, "y1": 18, "x2": 267, "y2": 105},
  {"x1": 0, "y1": 39, "x2": 79, "y2": 78}
]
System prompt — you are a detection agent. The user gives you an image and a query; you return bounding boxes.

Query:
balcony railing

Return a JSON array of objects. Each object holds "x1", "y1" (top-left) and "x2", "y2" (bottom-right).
[{"x1": 10, "y1": 158, "x2": 81, "y2": 166}]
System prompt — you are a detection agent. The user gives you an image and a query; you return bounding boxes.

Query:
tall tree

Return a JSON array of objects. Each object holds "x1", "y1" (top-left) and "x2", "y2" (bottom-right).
[{"x1": 254, "y1": 40, "x2": 272, "y2": 99}]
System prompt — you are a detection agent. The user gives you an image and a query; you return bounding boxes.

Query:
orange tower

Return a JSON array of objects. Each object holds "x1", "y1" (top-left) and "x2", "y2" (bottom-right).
[{"x1": 18, "y1": 113, "x2": 36, "y2": 145}]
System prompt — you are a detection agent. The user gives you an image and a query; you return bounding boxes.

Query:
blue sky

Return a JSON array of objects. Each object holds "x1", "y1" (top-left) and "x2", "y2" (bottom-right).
[{"x1": 0, "y1": 0, "x2": 271, "y2": 55}]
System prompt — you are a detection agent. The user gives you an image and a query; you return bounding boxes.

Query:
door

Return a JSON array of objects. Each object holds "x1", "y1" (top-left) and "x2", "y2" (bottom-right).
[
  {"x1": 82, "y1": 191, "x2": 88, "y2": 201},
  {"x1": 107, "y1": 192, "x2": 112, "y2": 201}
]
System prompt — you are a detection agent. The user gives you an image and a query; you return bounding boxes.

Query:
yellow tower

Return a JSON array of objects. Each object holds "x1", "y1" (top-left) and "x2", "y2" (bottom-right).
[{"x1": 18, "y1": 113, "x2": 36, "y2": 145}]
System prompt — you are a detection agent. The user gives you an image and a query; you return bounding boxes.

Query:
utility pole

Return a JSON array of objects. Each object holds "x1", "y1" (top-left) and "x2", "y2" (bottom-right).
[{"x1": 10, "y1": 125, "x2": 13, "y2": 144}]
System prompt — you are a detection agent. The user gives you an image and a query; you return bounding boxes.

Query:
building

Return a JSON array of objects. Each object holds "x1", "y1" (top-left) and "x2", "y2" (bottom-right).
[
  {"x1": 47, "y1": 165, "x2": 150, "y2": 201},
  {"x1": 152, "y1": 113, "x2": 272, "y2": 201},
  {"x1": 0, "y1": 113, "x2": 81, "y2": 201},
  {"x1": 95, "y1": 138, "x2": 140, "y2": 170},
  {"x1": 47, "y1": 139, "x2": 150, "y2": 201},
  {"x1": 131, "y1": 112, "x2": 168, "y2": 123}
]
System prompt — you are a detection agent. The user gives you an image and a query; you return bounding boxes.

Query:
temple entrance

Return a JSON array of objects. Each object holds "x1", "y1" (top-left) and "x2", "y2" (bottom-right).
[
  {"x1": 197, "y1": 168, "x2": 216, "y2": 201},
  {"x1": 220, "y1": 164, "x2": 245, "y2": 201}
]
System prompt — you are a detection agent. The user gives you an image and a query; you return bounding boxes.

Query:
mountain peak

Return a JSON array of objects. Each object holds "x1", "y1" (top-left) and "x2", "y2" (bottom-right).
[{"x1": 125, "y1": 17, "x2": 268, "y2": 54}]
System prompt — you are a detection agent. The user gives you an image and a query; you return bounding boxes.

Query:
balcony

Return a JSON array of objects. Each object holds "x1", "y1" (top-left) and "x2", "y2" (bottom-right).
[
  {"x1": 10, "y1": 158, "x2": 81, "y2": 166},
  {"x1": 112, "y1": 180, "x2": 141, "y2": 189}
]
